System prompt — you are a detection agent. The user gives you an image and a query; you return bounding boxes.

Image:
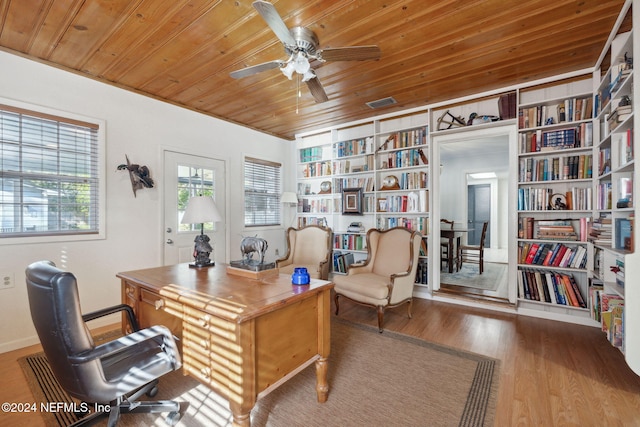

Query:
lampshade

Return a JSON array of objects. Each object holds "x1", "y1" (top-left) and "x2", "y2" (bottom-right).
[
  {"x1": 181, "y1": 195, "x2": 222, "y2": 224},
  {"x1": 293, "y1": 52, "x2": 310, "y2": 74},
  {"x1": 281, "y1": 192, "x2": 298, "y2": 204},
  {"x1": 281, "y1": 61, "x2": 295, "y2": 80},
  {"x1": 301, "y1": 70, "x2": 316, "y2": 82}
]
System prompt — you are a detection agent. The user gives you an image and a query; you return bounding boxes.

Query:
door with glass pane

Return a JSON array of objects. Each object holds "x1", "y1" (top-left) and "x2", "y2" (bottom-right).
[{"x1": 163, "y1": 151, "x2": 226, "y2": 266}]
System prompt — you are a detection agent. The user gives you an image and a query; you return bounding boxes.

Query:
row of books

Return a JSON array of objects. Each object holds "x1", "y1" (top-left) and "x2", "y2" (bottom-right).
[
  {"x1": 300, "y1": 160, "x2": 332, "y2": 178},
  {"x1": 378, "y1": 191, "x2": 428, "y2": 213},
  {"x1": 517, "y1": 269, "x2": 587, "y2": 308},
  {"x1": 333, "y1": 251, "x2": 356, "y2": 274},
  {"x1": 334, "y1": 177, "x2": 375, "y2": 193},
  {"x1": 518, "y1": 154, "x2": 592, "y2": 182},
  {"x1": 333, "y1": 157, "x2": 374, "y2": 175},
  {"x1": 518, "y1": 96, "x2": 592, "y2": 129},
  {"x1": 378, "y1": 128, "x2": 427, "y2": 151},
  {"x1": 296, "y1": 216, "x2": 328, "y2": 228},
  {"x1": 334, "y1": 137, "x2": 374, "y2": 158},
  {"x1": 518, "y1": 186, "x2": 592, "y2": 211},
  {"x1": 299, "y1": 146, "x2": 326, "y2": 163},
  {"x1": 518, "y1": 241, "x2": 588, "y2": 269},
  {"x1": 595, "y1": 182, "x2": 612, "y2": 210},
  {"x1": 519, "y1": 122, "x2": 592, "y2": 153},
  {"x1": 414, "y1": 259, "x2": 428, "y2": 285},
  {"x1": 334, "y1": 233, "x2": 367, "y2": 251},
  {"x1": 299, "y1": 198, "x2": 334, "y2": 214},
  {"x1": 376, "y1": 217, "x2": 429, "y2": 234},
  {"x1": 589, "y1": 284, "x2": 624, "y2": 350},
  {"x1": 518, "y1": 217, "x2": 590, "y2": 241},
  {"x1": 386, "y1": 171, "x2": 429, "y2": 191},
  {"x1": 379, "y1": 148, "x2": 427, "y2": 169}
]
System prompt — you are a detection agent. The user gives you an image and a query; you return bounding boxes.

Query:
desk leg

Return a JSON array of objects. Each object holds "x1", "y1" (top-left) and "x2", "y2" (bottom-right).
[
  {"x1": 229, "y1": 403, "x2": 251, "y2": 427},
  {"x1": 315, "y1": 357, "x2": 329, "y2": 402}
]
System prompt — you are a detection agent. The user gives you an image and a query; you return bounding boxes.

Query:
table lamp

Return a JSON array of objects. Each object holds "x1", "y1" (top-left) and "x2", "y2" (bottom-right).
[
  {"x1": 181, "y1": 195, "x2": 222, "y2": 268},
  {"x1": 281, "y1": 192, "x2": 298, "y2": 227}
]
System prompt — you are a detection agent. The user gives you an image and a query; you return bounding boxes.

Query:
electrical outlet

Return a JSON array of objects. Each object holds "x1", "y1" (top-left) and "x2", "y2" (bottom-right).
[{"x1": 0, "y1": 272, "x2": 14, "y2": 290}]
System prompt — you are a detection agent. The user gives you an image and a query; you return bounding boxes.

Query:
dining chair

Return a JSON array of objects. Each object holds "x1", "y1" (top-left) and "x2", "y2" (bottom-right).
[
  {"x1": 440, "y1": 219, "x2": 457, "y2": 272},
  {"x1": 459, "y1": 221, "x2": 489, "y2": 274}
]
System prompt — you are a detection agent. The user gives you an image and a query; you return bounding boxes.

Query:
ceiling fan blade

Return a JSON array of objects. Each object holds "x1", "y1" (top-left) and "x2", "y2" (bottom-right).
[
  {"x1": 230, "y1": 60, "x2": 284, "y2": 79},
  {"x1": 318, "y1": 46, "x2": 381, "y2": 62},
  {"x1": 305, "y1": 77, "x2": 329, "y2": 103},
  {"x1": 252, "y1": 0, "x2": 297, "y2": 47}
]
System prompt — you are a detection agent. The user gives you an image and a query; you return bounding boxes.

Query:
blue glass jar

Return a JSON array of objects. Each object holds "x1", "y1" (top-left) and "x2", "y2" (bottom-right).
[{"x1": 291, "y1": 267, "x2": 310, "y2": 285}]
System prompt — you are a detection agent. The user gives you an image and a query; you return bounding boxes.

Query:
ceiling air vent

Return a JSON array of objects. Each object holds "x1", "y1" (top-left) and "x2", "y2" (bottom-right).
[{"x1": 366, "y1": 97, "x2": 397, "y2": 109}]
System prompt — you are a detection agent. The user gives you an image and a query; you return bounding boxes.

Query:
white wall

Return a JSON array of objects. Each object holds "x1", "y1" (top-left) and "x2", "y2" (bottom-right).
[{"x1": 0, "y1": 51, "x2": 293, "y2": 352}]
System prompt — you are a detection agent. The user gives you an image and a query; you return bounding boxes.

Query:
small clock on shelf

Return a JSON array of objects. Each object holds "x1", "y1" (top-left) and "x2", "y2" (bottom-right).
[
  {"x1": 318, "y1": 181, "x2": 332, "y2": 194},
  {"x1": 380, "y1": 175, "x2": 400, "y2": 190}
]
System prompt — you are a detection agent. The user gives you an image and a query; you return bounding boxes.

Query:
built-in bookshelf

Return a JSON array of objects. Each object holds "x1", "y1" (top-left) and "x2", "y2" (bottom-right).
[
  {"x1": 516, "y1": 77, "x2": 594, "y2": 316},
  {"x1": 295, "y1": 113, "x2": 430, "y2": 277},
  {"x1": 590, "y1": 26, "x2": 635, "y2": 356}
]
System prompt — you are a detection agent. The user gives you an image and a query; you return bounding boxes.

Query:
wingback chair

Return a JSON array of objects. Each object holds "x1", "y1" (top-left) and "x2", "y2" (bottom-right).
[
  {"x1": 333, "y1": 227, "x2": 422, "y2": 332},
  {"x1": 25, "y1": 260, "x2": 183, "y2": 426},
  {"x1": 276, "y1": 225, "x2": 333, "y2": 280}
]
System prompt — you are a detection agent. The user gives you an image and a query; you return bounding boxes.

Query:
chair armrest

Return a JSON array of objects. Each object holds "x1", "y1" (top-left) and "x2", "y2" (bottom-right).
[
  {"x1": 345, "y1": 261, "x2": 370, "y2": 275},
  {"x1": 82, "y1": 303, "x2": 140, "y2": 332},
  {"x1": 275, "y1": 257, "x2": 292, "y2": 268},
  {"x1": 68, "y1": 325, "x2": 179, "y2": 365}
]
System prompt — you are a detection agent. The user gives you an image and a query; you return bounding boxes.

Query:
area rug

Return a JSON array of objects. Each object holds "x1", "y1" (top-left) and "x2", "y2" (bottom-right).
[
  {"x1": 440, "y1": 262, "x2": 507, "y2": 291},
  {"x1": 19, "y1": 319, "x2": 499, "y2": 427}
]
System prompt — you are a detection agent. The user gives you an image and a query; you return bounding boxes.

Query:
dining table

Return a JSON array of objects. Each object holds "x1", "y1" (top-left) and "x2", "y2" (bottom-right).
[{"x1": 440, "y1": 227, "x2": 471, "y2": 273}]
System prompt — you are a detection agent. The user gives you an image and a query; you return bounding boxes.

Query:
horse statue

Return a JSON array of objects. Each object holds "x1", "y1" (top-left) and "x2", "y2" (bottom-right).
[{"x1": 240, "y1": 236, "x2": 268, "y2": 265}]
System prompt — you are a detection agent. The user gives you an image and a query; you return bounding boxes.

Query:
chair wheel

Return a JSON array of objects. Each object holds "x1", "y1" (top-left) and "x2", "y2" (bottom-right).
[
  {"x1": 166, "y1": 411, "x2": 181, "y2": 425},
  {"x1": 146, "y1": 385, "x2": 159, "y2": 397}
]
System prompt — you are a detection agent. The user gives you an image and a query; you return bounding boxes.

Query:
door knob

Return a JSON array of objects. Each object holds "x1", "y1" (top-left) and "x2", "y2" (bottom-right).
[{"x1": 166, "y1": 239, "x2": 174, "y2": 244}]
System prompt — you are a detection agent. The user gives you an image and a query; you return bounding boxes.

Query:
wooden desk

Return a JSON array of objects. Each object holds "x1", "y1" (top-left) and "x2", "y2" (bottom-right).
[
  {"x1": 117, "y1": 263, "x2": 333, "y2": 427},
  {"x1": 440, "y1": 228, "x2": 470, "y2": 273}
]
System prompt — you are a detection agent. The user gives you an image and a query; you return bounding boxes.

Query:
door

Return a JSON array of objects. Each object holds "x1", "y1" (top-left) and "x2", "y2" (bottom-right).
[
  {"x1": 163, "y1": 151, "x2": 226, "y2": 266},
  {"x1": 467, "y1": 184, "x2": 490, "y2": 247}
]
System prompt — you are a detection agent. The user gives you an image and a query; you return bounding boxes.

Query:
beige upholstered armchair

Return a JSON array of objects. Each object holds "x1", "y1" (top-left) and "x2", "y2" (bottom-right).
[
  {"x1": 276, "y1": 225, "x2": 333, "y2": 280},
  {"x1": 333, "y1": 227, "x2": 422, "y2": 332}
]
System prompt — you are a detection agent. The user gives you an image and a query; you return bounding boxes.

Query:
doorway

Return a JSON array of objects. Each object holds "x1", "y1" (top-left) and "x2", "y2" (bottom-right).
[
  {"x1": 432, "y1": 124, "x2": 517, "y2": 304},
  {"x1": 163, "y1": 150, "x2": 227, "y2": 266},
  {"x1": 467, "y1": 183, "x2": 491, "y2": 247}
]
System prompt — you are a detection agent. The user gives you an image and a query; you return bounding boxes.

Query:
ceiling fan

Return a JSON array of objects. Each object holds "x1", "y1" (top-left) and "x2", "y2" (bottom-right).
[{"x1": 230, "y1": 0, "x2": 381, "y2": 103}]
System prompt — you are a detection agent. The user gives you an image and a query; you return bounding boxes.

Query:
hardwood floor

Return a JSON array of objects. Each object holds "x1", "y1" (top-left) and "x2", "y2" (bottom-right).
[{"x1": 1, "y1": 299, "x2": 639, "y2": 426}]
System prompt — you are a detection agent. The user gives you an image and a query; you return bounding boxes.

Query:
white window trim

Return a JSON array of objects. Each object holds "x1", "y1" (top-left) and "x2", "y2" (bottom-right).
[
  {"x1": 243, "y1": 155, "x2": 283, "y2": 229},
  {"x1": 0, "y1": 97, "x2": 106, "y2": 245}
]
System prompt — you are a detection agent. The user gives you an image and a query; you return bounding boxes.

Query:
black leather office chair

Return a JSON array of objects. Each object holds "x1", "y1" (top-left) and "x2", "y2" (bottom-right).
[{"x1": 25, "y1": 260, "x2": 183, "y2": 427}]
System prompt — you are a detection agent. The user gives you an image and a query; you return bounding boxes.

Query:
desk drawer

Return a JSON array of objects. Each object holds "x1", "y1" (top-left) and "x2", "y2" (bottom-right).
[
  {"x1": 138, "y1": 288, "x2": 183, "y2": 340},
  {"x1": 183, "y1": 306, "x2": 238, "y2": 342}
]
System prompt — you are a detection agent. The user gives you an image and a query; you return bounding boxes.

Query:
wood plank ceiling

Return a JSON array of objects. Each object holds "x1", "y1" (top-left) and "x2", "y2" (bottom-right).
[{"x1": 0, "y1": 0, "x2": 629, "y2": 140}]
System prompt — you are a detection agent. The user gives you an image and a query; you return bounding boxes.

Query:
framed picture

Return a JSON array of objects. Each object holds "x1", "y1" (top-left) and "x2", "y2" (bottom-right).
[
  {"x1": 377, "y1": 198, "x2": 388, "y2": 212},
  {"x1": 342, "y1": 188, "x2": 363, "y2": 215}
]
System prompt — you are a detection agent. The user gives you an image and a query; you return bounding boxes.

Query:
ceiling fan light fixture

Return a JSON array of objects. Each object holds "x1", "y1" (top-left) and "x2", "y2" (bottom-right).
[
  {"x1": 293, "y1": 52, "x2": 310, "y2": 74},
  {"x1": 301, "y1": 70, "x2": 316, "y2": 82},
  {"x1": 281, "y1": 61, "x2": 295, "y2": 79}
]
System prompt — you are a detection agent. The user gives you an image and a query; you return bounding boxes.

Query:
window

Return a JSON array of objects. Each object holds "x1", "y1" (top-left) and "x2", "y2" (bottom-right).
[
  {"x1": 0, "y1": 104, "x2": 102, "y2": 240},
  {"x1": 244, "y1": 157, "x2": 282, "y2": 227}
]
